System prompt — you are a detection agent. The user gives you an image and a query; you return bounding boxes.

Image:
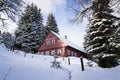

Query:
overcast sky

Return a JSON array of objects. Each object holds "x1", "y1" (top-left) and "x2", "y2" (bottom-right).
[{"x1": 7, "y1": 0, "x2": 88, "y2": 48}]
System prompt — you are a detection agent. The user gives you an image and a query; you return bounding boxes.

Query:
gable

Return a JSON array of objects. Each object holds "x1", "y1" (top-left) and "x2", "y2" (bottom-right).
[{"x1": 38, "y1": 32, "x2": 67, "y2": 51}]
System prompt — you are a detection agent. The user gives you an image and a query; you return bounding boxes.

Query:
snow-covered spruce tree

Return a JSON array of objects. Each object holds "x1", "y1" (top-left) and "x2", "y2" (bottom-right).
[
  {"x1": 14, "y1": 3, "x2": 47, "y2": 53},
  {"x1": 0, "y1": 31, "x2": 3, "y2": 43},
  {"x1": 110, "y1": 23, "x2": 120, "y2": 56},
  {"x1": 69, "y1": 0, "x2": 120, "y2": 67},
  {"x1": 83, "y1": 0, "x2": 120, "y2": 68},
  {"x1": 2, "y1": 32, "x2": 14, "y2": 51},
  {"x1": 84, "y1": 16, "x2": 120, "y2": 67},
  {"x1": 46, "y1": 13, "x2": 59, "y2": 34}
]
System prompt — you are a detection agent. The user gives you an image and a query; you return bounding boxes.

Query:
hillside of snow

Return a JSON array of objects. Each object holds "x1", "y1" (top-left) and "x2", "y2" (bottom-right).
[{"x1": 0, "y1": 44, "x2": 120, "y2": 80}]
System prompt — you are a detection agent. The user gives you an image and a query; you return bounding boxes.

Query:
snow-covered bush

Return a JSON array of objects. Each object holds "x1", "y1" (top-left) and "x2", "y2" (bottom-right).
[
  {"x1": 0, "y1": 31, "x2": 3, "y2": 44},
  {"x1": 50, "y1": 56, "x2": 61, "y2": 69},
  {"x1": 2, "y1": 32, "x2": 14, "y2": 51},
  {"x1": 86, "y1": 61, "x2": 93, "y2": 67}
]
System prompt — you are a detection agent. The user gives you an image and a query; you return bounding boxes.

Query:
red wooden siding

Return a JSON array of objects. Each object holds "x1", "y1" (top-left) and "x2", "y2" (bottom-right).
[
  {"x1": 38, "y1": 32, "x2": 92, "y2": 60},
  {"x1": 38, "y1": 32, "x2": 66, "y2": 57},
  {"x1": 38, "y1": 32, "x2": 66, "y2": 51},
  {"x1": 65, "y1": 46, "x2": 83, "y2": 57}
]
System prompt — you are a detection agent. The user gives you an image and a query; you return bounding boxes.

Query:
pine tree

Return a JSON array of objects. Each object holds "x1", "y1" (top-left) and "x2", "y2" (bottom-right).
[
  {"x1": 110, "y1": 21, "x2": 120, "y2": 59},
  {"x1": 83, "y1": 0, "x2": 120, "y2": 67},
  {"x1": 15, "y1": 3, "x2": 47, "y2": 53},
  {"x1": 0, "y1": 31, "x2": 3, "y2": 43},
  {"x1": 2, "y1": 32, "x2": 14, "y2": 51},
  {"x1": 69, "y1": 0, "x2": 120, "y2": 67},
  {"x1": 46, "y1": 13, "x2": 59, "y2": 34}
]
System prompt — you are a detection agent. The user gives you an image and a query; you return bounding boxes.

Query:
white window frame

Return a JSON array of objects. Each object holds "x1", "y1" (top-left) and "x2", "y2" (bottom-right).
[
  {"x1": 45, "y1": 51, "x2": 49, "y2": 55},
  {"x1": 52, "y1": 39, "x2": 55, "y2": 44},
  {"x1": 74, "y1": 52, "x2": 77, "y2": 56},
  {"x1": 67, "y1": 50, "x2": 70, "y2": 56},
  {"x1": 41, "y1": 52, "x2": 44, "y2": 55},
  {"x1": 71, "y1": 51, "x2": 74, "y2": 56},
  {"x1": 51, "y1": 50, "x2": 55, "y2": 55},
  {"x1": 57, "y1": 49, "x2": 62, "y2": 54},
  {"x1": 46, "y1": 41, "x2": 50, "y2": 45}
]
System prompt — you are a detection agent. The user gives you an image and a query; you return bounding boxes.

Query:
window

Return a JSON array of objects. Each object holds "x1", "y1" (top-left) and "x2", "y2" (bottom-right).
[
  {"x1": 71, "y1": 51, "x2": 74, "y2": 56},
  {"x1": 67, "y1": 50, "x2": 70, "y2": 56},
  {"x1": 45, "y1": 51, "x2": 49, "y2": 55},
  {"x1": 74, "y1": 53, "x2": 77, "y2": 56},
  {"x1": 38, "y1": 52, "x2": 41, "y2": 54},
  {"x1": 46, "y1": 41, "x2": 50, "y2": 45},
  {"x1": 41, "y1": 52, "x2": 44, "y2": 55},
  {"x1": 57, "y1": 49, "x2": 62, "y2": 54},
  {"x1": 52, "y1": 39, "x2": 55, "y2": 44},
  {"x1": 51, "y1": 50, "x2": 55, "y2": 55}
]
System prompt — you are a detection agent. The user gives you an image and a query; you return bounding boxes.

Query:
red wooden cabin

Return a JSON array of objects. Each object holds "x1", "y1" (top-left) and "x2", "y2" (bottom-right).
[{"x1": 38, "y1": 31, "x2": 91, "y2": 59}]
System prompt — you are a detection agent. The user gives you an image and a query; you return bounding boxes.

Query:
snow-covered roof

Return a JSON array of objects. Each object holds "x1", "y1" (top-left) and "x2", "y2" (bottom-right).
[{"x1": 51, "y1": 31, "x2": 85, "y2": 53}]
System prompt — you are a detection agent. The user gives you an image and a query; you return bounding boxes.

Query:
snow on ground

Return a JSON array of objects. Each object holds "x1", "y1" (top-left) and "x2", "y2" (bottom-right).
[{"x1": 0, "y1": 44, "x2": 120, "y2": 80}]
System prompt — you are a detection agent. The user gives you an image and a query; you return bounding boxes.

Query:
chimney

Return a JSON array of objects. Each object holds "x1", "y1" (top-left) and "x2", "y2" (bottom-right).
[{"x1": 65, "y1": 35, "x2": 67, "y2": 39}]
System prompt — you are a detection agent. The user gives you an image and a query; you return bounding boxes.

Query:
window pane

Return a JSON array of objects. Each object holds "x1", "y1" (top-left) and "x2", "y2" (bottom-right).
[
  {"x1": 46, "y1": 51, "x2": 49, "y2": 55},
  {"x1": 75, "y1": 53, "x2": 77, "y2": 56},
  {"x1": 46, "y1": 41, "x2": 50, "y2": 45},
  {"x1": 67, "y1": 50, "x2": 70, "y2": 56},
  {"x1": 71, "y1": 51, "x2": 74, "y2": 56},
  {"x1": 52, "y1": 39, "x2": 55, "y2": 44},
  {"x1": 51, "y1": 50, "x2": 55, "y2": 55},
  {"x1": 57, "y1": 49, "x2": 62, "y2": 54},
  {"x1": 41, "y1": 52, "x2": 44, "y2": 55}
]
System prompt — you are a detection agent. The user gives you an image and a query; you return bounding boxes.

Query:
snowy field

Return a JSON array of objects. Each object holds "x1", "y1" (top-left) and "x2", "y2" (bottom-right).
[{"x1": 0, "y1": 44, "x2": 120, "y2": 80}]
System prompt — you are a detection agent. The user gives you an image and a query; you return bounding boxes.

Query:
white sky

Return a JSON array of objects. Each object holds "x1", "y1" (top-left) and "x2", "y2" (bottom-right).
[{"x1": 6, "y1": 0, "x2": 88, "y2": 48}]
